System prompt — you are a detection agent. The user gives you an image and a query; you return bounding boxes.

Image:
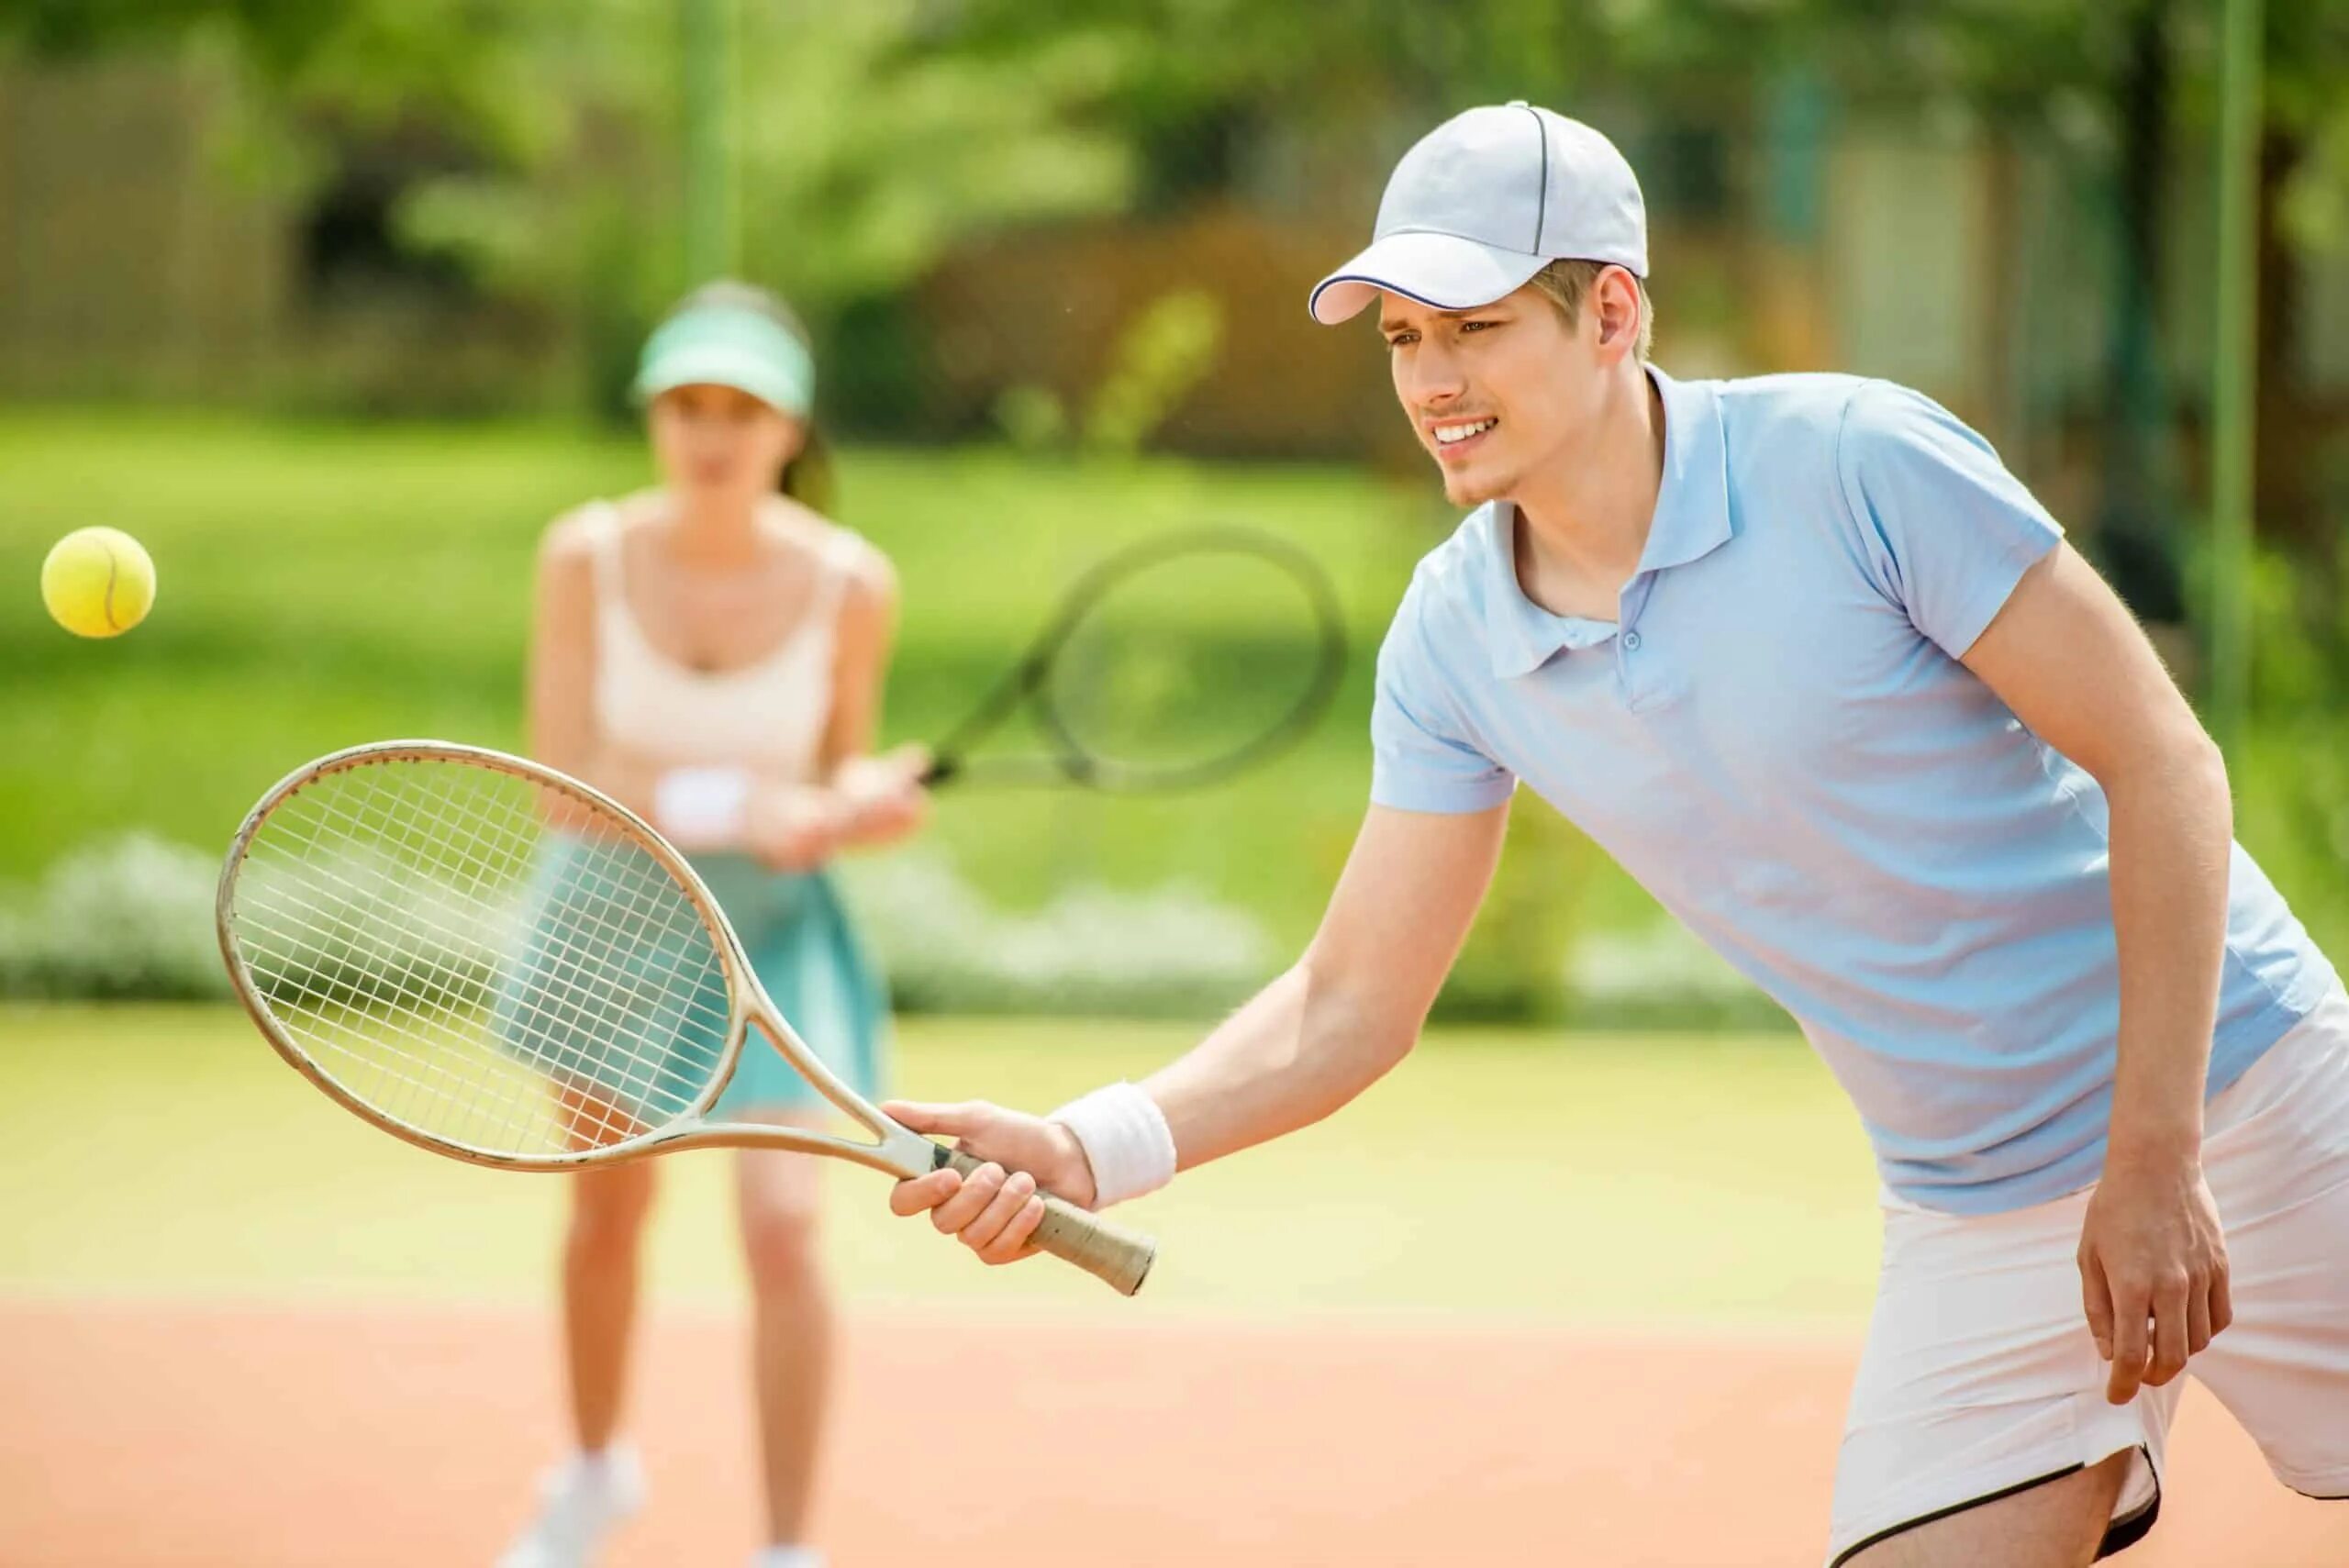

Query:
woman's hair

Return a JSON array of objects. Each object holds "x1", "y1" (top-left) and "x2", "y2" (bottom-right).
[
  {"x1": 1527, "y1": 260, "x2": 1653, "y2": 362},
  {"x1": 661, "y1": 280, "x2": 837, "y2": 513}
]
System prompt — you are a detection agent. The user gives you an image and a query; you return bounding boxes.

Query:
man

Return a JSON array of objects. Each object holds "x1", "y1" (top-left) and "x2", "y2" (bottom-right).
[{"x1": 885, "y1": 103, "x2": 2349, "y2": 1565}]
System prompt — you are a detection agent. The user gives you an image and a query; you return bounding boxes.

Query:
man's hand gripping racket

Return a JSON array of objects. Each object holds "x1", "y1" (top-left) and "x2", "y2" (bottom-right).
[
  {"x1": 216, "y1": 740, "x2": 1155, "y2": 1295},
  {"x1": 881, "y1": 1100, "x2": 1107, "y2": 1267}
]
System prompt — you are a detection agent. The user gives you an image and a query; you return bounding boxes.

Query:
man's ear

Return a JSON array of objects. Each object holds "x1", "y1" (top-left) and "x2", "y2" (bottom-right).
[{"x1": 1591, "y1": 267, "x2": 1641, "y2": 358}]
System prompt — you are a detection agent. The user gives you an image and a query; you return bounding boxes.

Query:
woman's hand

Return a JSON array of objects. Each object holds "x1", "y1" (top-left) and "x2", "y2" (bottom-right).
[
  {"x1": 743, "y1": 746, "x2": 928, "y2": 870},
  {"x1": 832, "y1": 744, "x2": 931, "y2": 846},
  {"x1": 744, "y1": 784, "x2": 844, "y2": 872}
]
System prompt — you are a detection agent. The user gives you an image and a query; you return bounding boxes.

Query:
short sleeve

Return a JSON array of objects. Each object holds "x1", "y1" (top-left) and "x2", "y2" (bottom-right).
[
  {"x1": 1367, "y1": 587, "x2": 1516, "y2": 815},
  {"x1": 1835, "y1": 381, "x2": 2064, "y2": 658}
]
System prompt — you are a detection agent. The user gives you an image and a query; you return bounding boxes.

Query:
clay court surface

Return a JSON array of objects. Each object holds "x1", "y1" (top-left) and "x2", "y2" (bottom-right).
[
  {"x1": 3, "y1": 1299, "x2": 2340, "y2": 1566},
  {"x1": 2, "y1": 1009, "x2": 2341, "y2": 1565}
]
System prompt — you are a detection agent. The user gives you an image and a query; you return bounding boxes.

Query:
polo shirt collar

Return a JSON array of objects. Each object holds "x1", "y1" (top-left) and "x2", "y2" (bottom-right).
[{"x1": 1480, "y1": 363, "x2": 1734, "y2": 679}]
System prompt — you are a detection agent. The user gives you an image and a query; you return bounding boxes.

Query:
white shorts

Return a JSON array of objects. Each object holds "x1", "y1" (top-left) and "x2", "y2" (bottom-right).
[{"x1": 1827, "y1": 988, "x2": 2349, "y2": 1565}]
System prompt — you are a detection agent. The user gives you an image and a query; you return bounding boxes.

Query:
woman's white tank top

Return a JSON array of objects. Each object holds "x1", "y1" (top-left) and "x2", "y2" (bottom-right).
[{"x1": 586, "y1": 501, "x2": 852, "y2": 781}]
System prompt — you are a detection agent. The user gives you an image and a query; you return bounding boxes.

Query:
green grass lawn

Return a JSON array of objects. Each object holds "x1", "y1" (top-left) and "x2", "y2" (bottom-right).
[
  {"x1": 0, "y1": 1005, "x2": 1879, "y2": 1326},
  {"x1": 0, "y1": 410, "x2": 1671, "y2": 960}
]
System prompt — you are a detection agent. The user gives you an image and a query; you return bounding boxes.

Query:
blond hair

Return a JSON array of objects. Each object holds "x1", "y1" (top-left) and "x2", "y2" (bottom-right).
[{"x1": 1526, "y1": 260, "x2": 1653, "y2": 361}]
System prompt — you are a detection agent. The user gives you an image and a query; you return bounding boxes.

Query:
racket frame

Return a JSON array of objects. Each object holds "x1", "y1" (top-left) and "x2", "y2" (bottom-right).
[{"x1": 217, "y1": 740, "x2": 941, "y2": 1181}]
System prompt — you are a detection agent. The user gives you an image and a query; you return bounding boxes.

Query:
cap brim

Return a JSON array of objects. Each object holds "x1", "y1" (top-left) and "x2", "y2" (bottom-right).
[
  {"x1": 633, "y1": 343, "x2": 811, "y2": 417},
  {"x1": 1307, "y1": 232, "x2": 1549, "y2": 325}
]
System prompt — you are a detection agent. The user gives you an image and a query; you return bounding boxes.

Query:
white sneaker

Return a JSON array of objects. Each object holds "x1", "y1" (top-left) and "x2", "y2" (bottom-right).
[
  {"x1": 749, "y1": 1549, "x2": 825, "y2": 1568},
  {"x1": 495, "y1": 1444, "x2": 646, "y2": 1568}
]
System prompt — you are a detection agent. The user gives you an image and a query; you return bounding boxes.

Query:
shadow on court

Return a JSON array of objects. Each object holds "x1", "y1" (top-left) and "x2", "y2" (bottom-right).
[{"x1": 0, "y1": 1300, "x2": 2339, "y2": 1566}]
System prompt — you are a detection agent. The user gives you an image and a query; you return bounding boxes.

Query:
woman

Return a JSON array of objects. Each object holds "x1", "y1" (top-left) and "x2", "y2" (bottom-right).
[{"x1": 499, "y1": 282, "x2": 927, "y2": 1568}]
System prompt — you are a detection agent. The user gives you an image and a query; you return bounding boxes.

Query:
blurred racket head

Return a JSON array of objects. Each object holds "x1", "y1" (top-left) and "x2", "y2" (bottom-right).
[{"x1": 931, "y1": 528, "x2": 1345, "y2": 792}]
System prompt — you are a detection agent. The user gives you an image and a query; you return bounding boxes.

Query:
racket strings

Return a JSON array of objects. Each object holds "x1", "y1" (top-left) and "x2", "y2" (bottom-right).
[
  {"x1": 238, "y1": 771, "x2": 596, "y2": 1151},
  {"x1": 228, "y1": 756, "x2": 734, "y2": 1158},
  {"x1": 253, "y1": 770, "x2": 715, "y2": 1151},
  {"x1": 241, "y1": 803, "x2": 537, "y2": 1131}
]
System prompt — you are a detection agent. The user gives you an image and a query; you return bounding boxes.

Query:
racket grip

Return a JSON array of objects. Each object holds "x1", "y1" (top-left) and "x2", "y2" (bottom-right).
[{"x1": 940, "y1": 1147, "x2": 1156, "y2": 1296}]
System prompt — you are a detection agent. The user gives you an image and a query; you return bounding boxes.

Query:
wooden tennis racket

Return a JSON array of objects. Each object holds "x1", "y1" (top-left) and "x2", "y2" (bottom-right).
[{"x1": 215, "y1": 740, "x2": 1155, "y2": 1295}]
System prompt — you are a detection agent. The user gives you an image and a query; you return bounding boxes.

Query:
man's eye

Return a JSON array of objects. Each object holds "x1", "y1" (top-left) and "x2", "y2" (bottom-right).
[
  {"x1": 1386, "y1": 333, "x2": 1417, "y2": 349},
  {"x1": 1460, "y1": 318, "x2": 1498, "y2": 333}
]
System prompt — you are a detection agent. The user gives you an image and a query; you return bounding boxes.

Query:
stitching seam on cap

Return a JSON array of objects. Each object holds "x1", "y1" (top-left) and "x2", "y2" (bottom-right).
[{"x1": 1524, "y1": 105, "x2": 1549, "y2": 253}]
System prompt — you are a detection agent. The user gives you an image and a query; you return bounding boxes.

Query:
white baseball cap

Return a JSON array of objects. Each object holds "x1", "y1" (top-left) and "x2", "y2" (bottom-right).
[{"x1": 1308, "y1": 101, "x2": 1647, "y2": 326}]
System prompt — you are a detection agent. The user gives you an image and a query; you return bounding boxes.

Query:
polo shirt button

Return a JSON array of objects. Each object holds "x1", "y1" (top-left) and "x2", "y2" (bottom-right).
[{"x1": 1623, "y1": 630, "x2": 1642, "y2": 651}]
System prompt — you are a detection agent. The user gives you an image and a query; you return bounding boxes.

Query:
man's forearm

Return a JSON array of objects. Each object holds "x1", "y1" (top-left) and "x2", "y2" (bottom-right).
[
  {"x1": 1142, "y1": 958, "x2": 1415, "y2": 1172},
  {"x1": 2103, "y1": 738, "x2": 2234, "y2": 1163}
]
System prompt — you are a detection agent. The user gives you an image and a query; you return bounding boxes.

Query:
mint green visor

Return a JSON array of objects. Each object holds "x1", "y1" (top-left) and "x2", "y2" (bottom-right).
[{"x1": 632, "y1": 305, "x2": 815, "y2": 417}]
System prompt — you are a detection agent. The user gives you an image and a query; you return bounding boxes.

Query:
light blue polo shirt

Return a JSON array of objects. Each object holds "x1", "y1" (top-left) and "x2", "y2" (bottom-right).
[{"x1": 1373, "y1": 366, "x2": 2336, "y2": 1213}]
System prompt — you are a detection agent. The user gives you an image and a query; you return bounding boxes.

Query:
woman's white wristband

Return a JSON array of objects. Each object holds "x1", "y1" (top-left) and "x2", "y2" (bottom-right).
[
  {"x1": 1048, "y1": 1083, "x2": 1176, "y2": 1209},
  {"x1": 653, "y1": 766, "x2": 752, "y2": 850}
]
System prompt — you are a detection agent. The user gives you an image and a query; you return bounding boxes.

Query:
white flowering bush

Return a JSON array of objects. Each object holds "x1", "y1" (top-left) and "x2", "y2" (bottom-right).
[
  {"x1": 3, "y1": 834, "x2": 1281, "y2": 1018},
  {"x1": 843, "y1": 850, "x2": 1276, "y2": 1017},
  {"x1": 0, "y1": 834, "x2": 230, "y2": 1000},
  {"x1": 5, "y1": 834, "x2": 1778, "y2": 1029}
]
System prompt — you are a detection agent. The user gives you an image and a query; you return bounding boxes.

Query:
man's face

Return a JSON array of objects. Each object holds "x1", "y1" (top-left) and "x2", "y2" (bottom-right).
[{"x1": 1381, "y1": 282, "x2": 1602, "y2": 509}]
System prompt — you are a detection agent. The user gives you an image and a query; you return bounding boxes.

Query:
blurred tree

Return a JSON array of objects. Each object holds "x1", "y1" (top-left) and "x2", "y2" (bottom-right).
[
  {"x1": 952, "y1": 0, "x2": 2345, "y2": 615},
  {"x1": 386, "y1": 1, "x2": 1142, "y2": 410},
  {"x1": 0, "y1": 0, "x2": 566, "y2": 159},
  {"x1": 0, "y1": 0, "x2": 1141, "y2": 408},
  {"x1": 3, "y1": 0, "x2": 2340, "y2": 467},
  {"x1": 1790, "y1": 0, "x2": 2346, "y2": 606}
]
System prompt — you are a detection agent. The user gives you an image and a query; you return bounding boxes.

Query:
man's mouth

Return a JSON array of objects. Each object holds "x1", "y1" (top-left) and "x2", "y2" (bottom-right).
[{"x1": 1430, "y1": 417, "x2": 1497, "y2": 461}]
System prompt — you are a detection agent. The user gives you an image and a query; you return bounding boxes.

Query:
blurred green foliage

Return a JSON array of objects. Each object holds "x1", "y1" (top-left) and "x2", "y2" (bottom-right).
[
  {"x1": 2188, "y1": 531, "x2": 2349, "y2": 970},
  {"x1": 7, "y1": 410, "x2": 2340, "y2": 1018},
  {"x1": 1, "y1": 6, "x2": 2342, "y2": 1018},
  {"x1": 6, "y1": 0, "x2": 2341, "y2": 349},
  {"x1": 1080, "y1": 288, "x2": 1225, "y2": 458},
  {"x1": 2, "y1": 0, "x2": 1144, "y2": 406},
  {"x1": 0, "y1": 410, "x2": 1681, "y2": 1016}
]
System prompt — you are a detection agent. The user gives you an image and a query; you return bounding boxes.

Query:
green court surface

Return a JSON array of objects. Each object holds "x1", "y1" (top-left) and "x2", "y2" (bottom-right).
[{"x1": 0, "y1": 1005, "x2": 1878, "y2": 1325}]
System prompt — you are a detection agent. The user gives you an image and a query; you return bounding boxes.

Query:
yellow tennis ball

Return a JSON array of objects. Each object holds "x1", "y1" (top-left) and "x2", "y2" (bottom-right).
[{"x1": 40, "y1": 527, "x2": 156, "y2": 639}]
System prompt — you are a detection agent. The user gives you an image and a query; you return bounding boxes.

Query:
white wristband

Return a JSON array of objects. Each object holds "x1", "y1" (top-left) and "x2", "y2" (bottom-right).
[
  {"x1": 653, "y1": 767, "x2": 752, "y2": 851},
  {"x1": 1048, "y1": 1082, "x2": 1177, "y2": 1209}
]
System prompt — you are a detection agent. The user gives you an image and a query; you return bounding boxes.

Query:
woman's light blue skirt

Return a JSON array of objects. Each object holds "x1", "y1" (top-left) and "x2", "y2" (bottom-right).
[
  {"x1": 494, "y1": 840, "x2": 886, "y2": 1125},
  {"x1": 691, "y1": 852, "x2": 886, "y2": 1114}
]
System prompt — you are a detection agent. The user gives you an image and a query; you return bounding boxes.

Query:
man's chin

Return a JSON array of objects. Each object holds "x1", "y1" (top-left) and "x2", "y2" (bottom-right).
[{"x1": 1440, "y1": 465, "x2": 1508, "y2": 509}]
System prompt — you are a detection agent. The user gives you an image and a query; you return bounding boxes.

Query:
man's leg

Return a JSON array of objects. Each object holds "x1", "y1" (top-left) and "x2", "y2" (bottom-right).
[
  {"x1": 1841, "y1": 1451, "x2": 2133, "y2": 1568},
  {"x1": 1826, "y1": 1184, "x2": 2176, "y2": 1568},
  {"x1": 2181, "y1": 991, "x2": 2349, "y2": 1501}
]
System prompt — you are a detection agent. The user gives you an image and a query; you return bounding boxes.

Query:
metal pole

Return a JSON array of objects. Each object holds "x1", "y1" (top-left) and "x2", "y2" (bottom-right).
[
  {"x1": 681, "y1": 0, "x2": 741, "y2": 283},
  {"x1": 2209, "y1": 0, "x2": 2263, "y2": 754}
]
